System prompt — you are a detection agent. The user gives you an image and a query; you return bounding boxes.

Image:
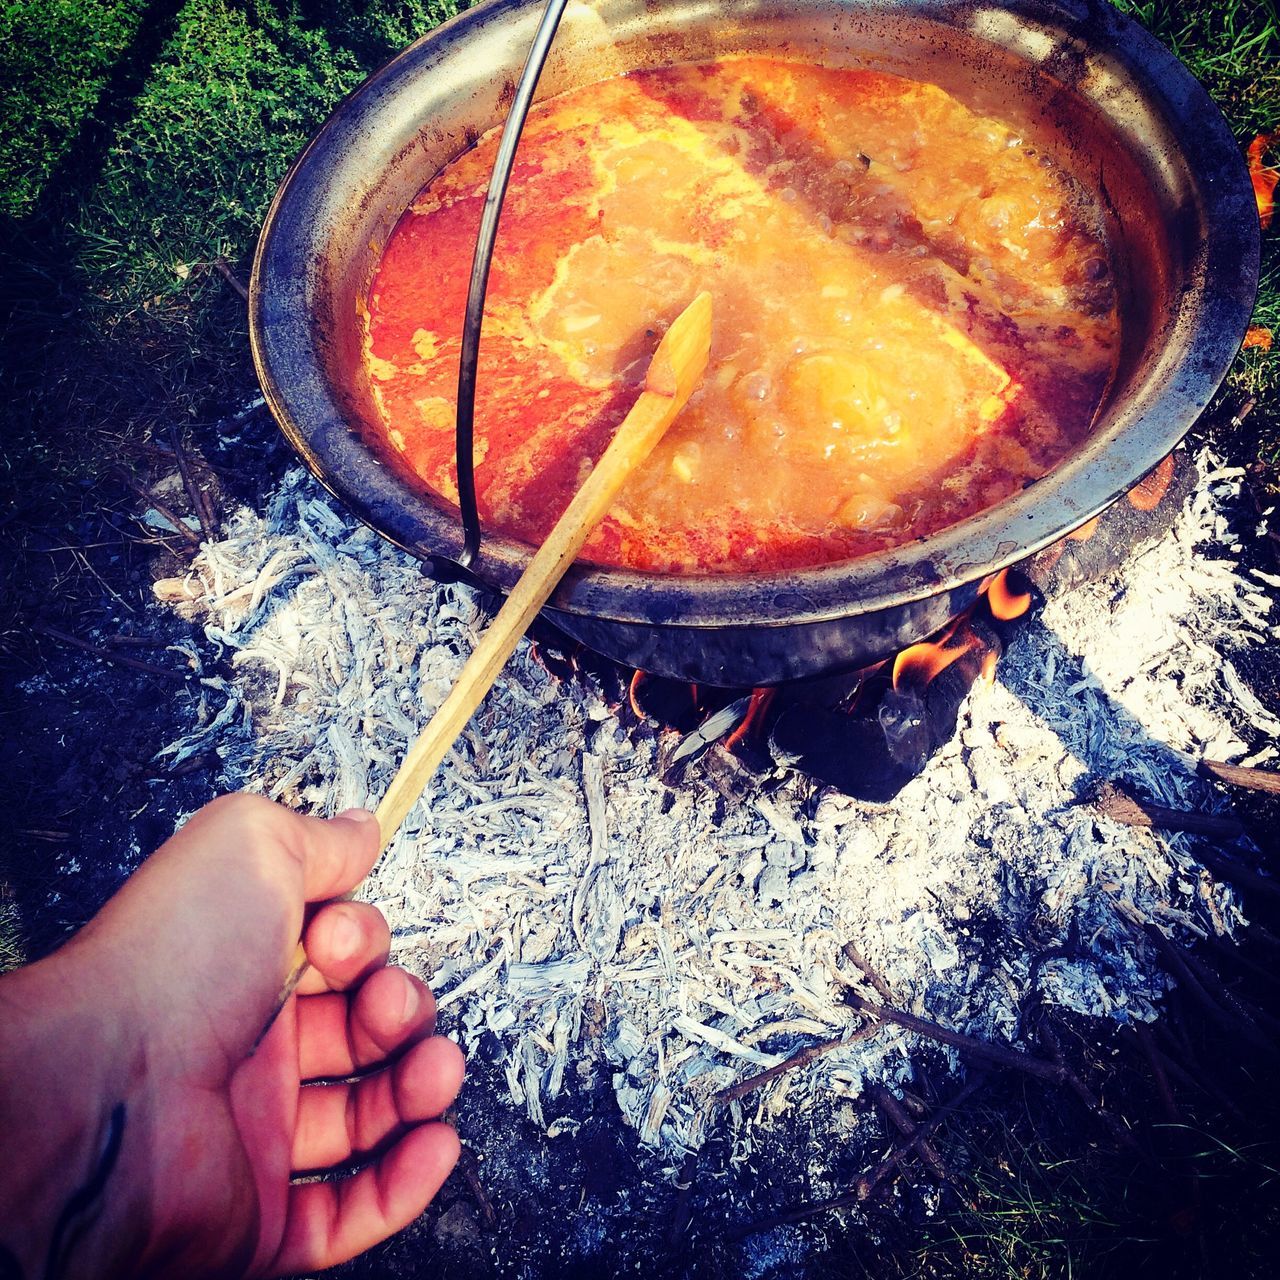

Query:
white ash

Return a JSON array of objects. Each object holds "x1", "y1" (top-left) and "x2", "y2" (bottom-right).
[{"x1": 158, "y1": 453, "x2": 1272, "y2": 1160}]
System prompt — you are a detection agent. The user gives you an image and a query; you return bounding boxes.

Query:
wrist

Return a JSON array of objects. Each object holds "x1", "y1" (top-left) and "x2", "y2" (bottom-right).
[{"x1": 0, "y1": 938, "x2": 155, "y2": 1279}]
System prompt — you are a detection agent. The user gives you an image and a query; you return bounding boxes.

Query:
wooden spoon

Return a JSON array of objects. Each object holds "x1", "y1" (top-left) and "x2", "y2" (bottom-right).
[{"x1": 265, "y1": 291, "x2": 713, "y2": 1027}]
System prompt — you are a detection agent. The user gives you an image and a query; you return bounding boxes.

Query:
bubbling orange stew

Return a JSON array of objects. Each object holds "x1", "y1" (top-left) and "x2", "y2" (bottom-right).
[{"x1": 364, "y1": 58, "x2": 1118, "y2": 573}]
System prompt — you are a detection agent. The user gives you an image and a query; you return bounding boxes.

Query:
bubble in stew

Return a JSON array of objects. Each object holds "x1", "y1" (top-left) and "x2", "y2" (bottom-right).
[{"x1": 364, "y1": 58, "x2": 1118, "y2": 573}]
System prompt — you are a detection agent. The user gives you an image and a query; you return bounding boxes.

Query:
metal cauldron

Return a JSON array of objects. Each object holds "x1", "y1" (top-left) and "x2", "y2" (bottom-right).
[{"x1": 250, "y1": 0, "x2": 1257, "y2": 685}]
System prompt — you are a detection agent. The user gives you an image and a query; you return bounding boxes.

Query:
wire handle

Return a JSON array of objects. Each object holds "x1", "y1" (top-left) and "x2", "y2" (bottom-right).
[{"x1": 455, "y1": 0, "x2": 571, "y2": 569}]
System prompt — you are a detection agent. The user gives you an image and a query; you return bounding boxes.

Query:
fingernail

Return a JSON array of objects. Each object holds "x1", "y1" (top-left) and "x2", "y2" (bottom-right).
[
  {"x1": 401, "y1": 979, "x2": 422, "y2": 1025},
  {"x1": 333, "y1": 808, "x2": 378, "y2": 828},
  {"x1": 328, "y1": 911, "x2": 362, "y2": 962}
]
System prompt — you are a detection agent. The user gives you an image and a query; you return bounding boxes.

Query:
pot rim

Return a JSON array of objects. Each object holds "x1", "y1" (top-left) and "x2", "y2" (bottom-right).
[{"x1": 250, "y1": 0, "x2": 1259, "y2": 630}]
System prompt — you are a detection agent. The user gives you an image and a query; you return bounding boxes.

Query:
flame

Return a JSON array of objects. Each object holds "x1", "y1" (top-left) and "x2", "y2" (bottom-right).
[
  {"x1": 1244, "y1": 325, "x2": 1274, "y2": 352},
  {"x1": 986, "y1": 568, "x2": 1032, "y2": 621},
  {"x1": 1068, "y1": 515, "x2": 1100, "y2": 543},
  {"x1": 725, "y1": 686, "x2": 776, "y2": 751},
  {"x1": 892, "y1": 617, "x2": 985, "y2": 693},
  {"x1": 1248, "y1": 134, "x2": 1278, "y2": 229},
  {"x1": 980, "y1": 648, "x2": 999, "y2": 685},
  {"x1": 1126, "y1": 452, "x2": 1176, "y2": 513},
  {"x1": 628, "y1": 669, "x2": 646, "y2": 719}
]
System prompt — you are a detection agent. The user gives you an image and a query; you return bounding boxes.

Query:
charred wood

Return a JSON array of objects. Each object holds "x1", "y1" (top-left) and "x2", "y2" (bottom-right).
[
  {"x1": 1198, "y1": 758, "x2": 1280, "y2": 797},
  {"x1": 1092, "y1": 781, "x2": 1243, "y2": 841}
]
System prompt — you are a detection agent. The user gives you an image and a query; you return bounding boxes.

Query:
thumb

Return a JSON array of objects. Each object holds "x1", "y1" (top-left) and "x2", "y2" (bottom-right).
[
  {"x1": 292, "y1": 807, "x2": 382, "y2": 903},
  {"x1": 165, "y1": 795, "x2": 382, "y2": 905}
]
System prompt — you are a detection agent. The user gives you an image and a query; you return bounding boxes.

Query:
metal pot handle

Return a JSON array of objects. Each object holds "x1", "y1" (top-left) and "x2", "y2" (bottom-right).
[{"x1": 455, "y1": 0, "x2": 571, "y2": 570}]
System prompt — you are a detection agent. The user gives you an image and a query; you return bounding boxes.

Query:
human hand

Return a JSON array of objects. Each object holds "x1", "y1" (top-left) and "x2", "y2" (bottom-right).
[{"x1": 0, "y1": 794, "x2": 464, "y2": 1279}]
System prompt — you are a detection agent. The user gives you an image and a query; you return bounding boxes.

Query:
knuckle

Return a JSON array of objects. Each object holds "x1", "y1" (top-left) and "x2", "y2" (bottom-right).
[{"x1": 199, "y1": 792, "x2": 302, "y2": 871}]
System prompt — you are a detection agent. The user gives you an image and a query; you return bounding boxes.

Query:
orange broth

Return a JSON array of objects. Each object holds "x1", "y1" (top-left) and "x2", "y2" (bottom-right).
[{"x1": 363, "y1": 58, "x2": 1119, "y2": 573}]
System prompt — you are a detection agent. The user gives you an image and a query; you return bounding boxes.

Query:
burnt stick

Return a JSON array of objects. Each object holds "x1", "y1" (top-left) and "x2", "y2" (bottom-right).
[
  {"x1": 843, "y1": 990, "x2": 1066, "y2": 1083},
  {"x1": 212, "y1": 256, "x2": 250, "y2": 302},
  {"x1": 456, "y1": 1143, "x2": 497, "y2": 1229},
  {"x1": 167, "y1": 424, "x2": 218, "y2": 541},
  {"x1": 34, "y1": 625, "x2": 190, "y2": 682},
  {"x1": 113, "y1": 467, "x2": 201, "y2": 549},
  {"x1": 1198, "y1": 758, "x2": 1280, "y2": 797},
  {"x1": 664, "y1": 1151, "x2": 698, "y2": 1251},
  {"x1": 1093, "y1": 781, "x2": 1243, "y2": 840},
  {"x1": 1132, "y1": 1023, "x2": 1182, "y2": 1126},
  {"x1": 842, "y1": 940, "x2": 898, "y2": 1006},
  {"x1": 870, "y1": 1084, "x2": 950, "y2": 1182},
  {"x1": 730, "y1": 1075, "x2": 986, "y2": 1239},
  {"x1": 714, "y1": 1023, "x2": 881, "y2": 1106},
  {"x1": 1140, "y1": 923, "x2": 1276, "y2": 1051},
  {"x1": 1193, "y1": 847, "x2": 1280, "y2": 903},
  {"x1": 1038, "y1": 1013, "x2": 1143, "y2": 1154}
]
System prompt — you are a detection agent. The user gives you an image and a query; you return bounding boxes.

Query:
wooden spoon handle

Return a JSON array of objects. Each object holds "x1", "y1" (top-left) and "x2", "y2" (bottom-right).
[
  {"x1": 376, "y1": 289, "x2": 713, "y2": 845},
  {"x1": 258, "y1": 292, "x2": 712, "y2": 1043}
]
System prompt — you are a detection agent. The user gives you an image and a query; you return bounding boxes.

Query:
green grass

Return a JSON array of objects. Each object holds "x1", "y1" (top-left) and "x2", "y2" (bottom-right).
[
  {"x1": 0, "y1": 0, "x2": 150, "y2": 218},
  {"x1": 0, "y1": 0, "x2": 464, "y2": 486},
  {"x1": 1113, "y1": 0, "x2": 1280, "y2": 428},
  {"x1": 891, "y1": 1093, "x2": 1280, "y2": 1280},
  {"x1": 1112, "y1": 0, "x2": 1280, "y2": 136}
]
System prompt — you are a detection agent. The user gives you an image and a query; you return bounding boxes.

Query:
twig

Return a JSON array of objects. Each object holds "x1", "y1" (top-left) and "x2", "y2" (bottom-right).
[
  {"x1": 843, "y1": 990, "x2": 1065, "y2": 1084},
  {"x1": 1193, "y1": 847, "x2": 1280, "y2": 902},
  {"x1": 105, "y1": 633, "x2": 174, "y2": 649},
  {"x1": 1198, "y1": 758, "x2": 1280, "y2": 797},
  {"x1": 1246, "y1": 920, "x2": 1280, "y2": 952},
  {"x1": 167, "y1": 424, "x2": 218, "y2": 541},
  {"x1": 114, "y1": 468, "x2": 201, "y2": 549},
  {"x1": 1131, "y1": 1024, "x2": 1203, "y2": 1238},
  {"x1": 456, "y1": 1144, "x2": 497, "y2": 1229},
  {"x1": 1037, "y1": 1013, "x2": 1142, "y2": 1155},
  {"x1": 665, "y1": 1151, "x2": 697, "y2": 1251},
  {"x1": 34, "y1": 625, "x2": 190, "y2": 681},
  {"x1": 1094, "y1": 781, "x2": 1243, "y2": 840},
  {"x1": 730, "y1": 1075, "x2": 986, "y2": 1238},
  {"x1": 1200, "y1": 929, "x2": 1279, "y2": 984},
  {"x1": 714, "y1": 1023, "x2": 881, "y2": 1105},
  {"x1": 1148, "y1": 1019, "x2": 1247, "y2": 1122},
  {"x1": 212, "y1": 256, "x2": 250, "y2": 302},
  {"x1": 1133, "y1": 1022, "x2": 1181, "y2": 1126},
  {"x1": 870, "y1": 1084, "x2": 950, "y2": 1182},
  {"x1": 1140, "y1": 922, "x2": 1276, "y2": 1050},
  {"x1": 159, "y1": 750, "x2": 221, "y2": 779},
  {"x1": 842, "y1": 940, "x2": 898, "y2": 1005},
  {"x1": 1171, "y1": 934, "x2": 1280, "y2": 1040}
]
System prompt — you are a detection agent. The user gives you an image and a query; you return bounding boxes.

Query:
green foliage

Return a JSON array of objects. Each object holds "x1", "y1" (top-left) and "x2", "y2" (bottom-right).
[
  {"x1": 0, "y1": 0, "x2": 463, "y2": 475},
  {"x1": 293, "y1": 0, "x2": 463, "y2": 66},
  {"x1": 1110, "y1": 0, "x2": 1280, "y2": 138},
  {"x1": 77, "y1": 0, "x2": 365, "y2": 309},
  {"x1": 1111, "y1": 0, "x2": 1280, "y2": 444},
  {"x1": 0, "y1": 0, "x2": 150, "y2": 218},
  {"x1": 1, "y1": 0, "x2": 464, "y2": 321}
]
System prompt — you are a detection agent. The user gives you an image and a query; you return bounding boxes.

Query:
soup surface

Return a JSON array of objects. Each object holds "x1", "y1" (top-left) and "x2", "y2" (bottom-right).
[{"x1": 364, "y1": 58, "x2": 1118, "y2": 573}]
